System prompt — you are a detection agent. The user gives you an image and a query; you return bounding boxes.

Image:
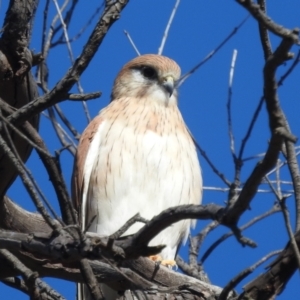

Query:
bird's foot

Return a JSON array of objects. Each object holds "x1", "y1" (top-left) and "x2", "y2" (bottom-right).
[{"x1": 148, "y1": 255, "x2": 177, "y2": 269}]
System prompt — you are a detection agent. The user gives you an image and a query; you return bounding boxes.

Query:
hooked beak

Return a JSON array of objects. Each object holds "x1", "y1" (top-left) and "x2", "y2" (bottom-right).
[{"x1": 162, "y1": 75, "x2": 175, "y2": 97}]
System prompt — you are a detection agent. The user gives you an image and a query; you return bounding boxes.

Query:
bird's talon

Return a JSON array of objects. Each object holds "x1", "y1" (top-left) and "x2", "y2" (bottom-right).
[{"x1": 148, "y1": 255, "x2": 177, "y2": 269}]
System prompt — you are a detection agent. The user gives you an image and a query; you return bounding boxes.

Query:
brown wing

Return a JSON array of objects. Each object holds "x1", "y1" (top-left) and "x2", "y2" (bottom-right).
[{"x1": 71, "y1": 115, "x2": 103, "y2": 224}]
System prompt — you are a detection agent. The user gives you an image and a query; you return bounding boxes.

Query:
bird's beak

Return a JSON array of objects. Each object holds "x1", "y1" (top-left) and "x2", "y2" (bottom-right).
[{"x1": 162, "y1": 75, "x2": 175, "y2": 97}]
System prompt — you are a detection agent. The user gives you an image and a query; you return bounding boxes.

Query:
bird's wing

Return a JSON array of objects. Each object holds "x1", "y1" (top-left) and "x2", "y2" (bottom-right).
[{"x1": 71, "y1": 114, "x2": 103, "y2": 229}]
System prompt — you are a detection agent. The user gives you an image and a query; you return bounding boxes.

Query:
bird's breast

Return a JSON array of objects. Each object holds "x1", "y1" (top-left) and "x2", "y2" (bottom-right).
[{"x1": 84, "y1": 102, "x2": 202, "y2": 247}]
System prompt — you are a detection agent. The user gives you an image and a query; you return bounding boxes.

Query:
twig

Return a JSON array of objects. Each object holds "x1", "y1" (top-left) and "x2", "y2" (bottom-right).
[
  {"x1": 1, "y1": 277, "x2": 29, "y2": 296},
  {"x1": 52, "y1": 0, "x2": 91, "y2": 123},
  {"x1": 8, "y1": 1, "x2": 129, "y2": 125},
  {"x1": 278, "y1": 50, "x2": 300, "y2": 86},
  {"x1": 0, "y1": 135, "x2": 58, "y2": 230},
  {"x1": 236, "y1": 0, "x2": 299, "y2": 43},
  {"x1": 203, "y1": 186, "x2": 294, "y2": 194},
  {"x1": 68, "y1": 91, "x2": 102, "y2": 101},
  {"x1": 275, "y1": 159, "x2": 282, "y2": 198},
  {"x1": 189, "y1": 221, "x2": 219, "y2": 266},
  {"x1": 54, "y1": 104, "x2": 81, "y2": 140},
  {"x1": 80, "y1": 258, "x2": 104, "y2": 300},
  {"x1": 283, "y1": 129, "x2": 300, "y2": 231},
  {"x1": 178, "y1": 15, "x2": 249, "y2": 86},
  {"x1": 46, "y1": 108, "x2": 77, "y2": 156},
  {"x1": 223, "y1": 34, "x2": 297, "y2": 225},
  {"x1": 176, "y1": 255, "x2": 210, "y2": 283},
  {"x1": 0, "y1": 249, "x2": 65, "y2": 300},
  {"x1": 238, "y1": 96, "x2": 264, "y2": 161},
  {"x1": 279, "y1": 198, "x2": 300, "y2": 272},
  {"x1": 0, "y1": 110, "x2": 62, "y2": 224},
  {"x1": 0, "y1": 107, "x2": 48, "y2": 157},
  {"x1": 201, "y1": 205, "x2": 280, "y2": 263},
  {"x1": 265, "y1": 177, "x2": 300, "y2": 271},
  {"x1": 193, "y1": 138, "x2": 231, "y2": 187},
  {"x1": 227, "y1": 49, "x2": 238, "y2": 163},
  {"x1": 124, "y1": 30, "x2": 140, "y2": 56},
  {"x1": 158, "y1": 0, "x2": 180, "y2": 55},
  {"x1": 109, "y1": 213, "x2": 148, "y2": 240},
  {"x1": 257, "y1": 0, "x2": 272, "y2": 60},
  {"x1": 118, "y1": 204, "x2": 224, "y2": 259},
  {"x1": 51, "y1": 3, "x2": 104, "y2": 47},
  {"x1": 0, "y1": 99, "x2": 76, "y2": 225},
  {"x1": 43, "y1": 0, "x2": 70, "y2": 60},
  {"x1": 218, "y1": 250, "x2": 281, "y2": 300}
]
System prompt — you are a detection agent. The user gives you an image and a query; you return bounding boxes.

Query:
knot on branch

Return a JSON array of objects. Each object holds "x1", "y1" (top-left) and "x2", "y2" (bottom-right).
[{"x1": 274, "y1": 127, "x2": 297, "y2": 143}]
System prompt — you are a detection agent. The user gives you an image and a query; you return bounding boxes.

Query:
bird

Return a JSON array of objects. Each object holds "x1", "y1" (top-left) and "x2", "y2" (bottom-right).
[{"x1": 72, "y1": 54, "x2": 202, "y2": 299}]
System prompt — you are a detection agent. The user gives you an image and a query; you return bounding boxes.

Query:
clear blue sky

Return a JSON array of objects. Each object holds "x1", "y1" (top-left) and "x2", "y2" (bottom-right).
[{"x1": 1, "y1": 1, "x2": 300, "y2": 299}]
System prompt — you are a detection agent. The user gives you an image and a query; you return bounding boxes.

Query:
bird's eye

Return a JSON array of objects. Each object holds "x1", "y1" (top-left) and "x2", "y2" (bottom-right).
[{"x1": 141, "y1": 66, "x2": 157, "y2": 79}]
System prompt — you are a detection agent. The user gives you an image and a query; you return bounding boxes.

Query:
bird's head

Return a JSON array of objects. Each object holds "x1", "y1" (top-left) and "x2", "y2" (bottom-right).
[{"x1": 111, "y1": 54, "x2": 181, "y2": 106}]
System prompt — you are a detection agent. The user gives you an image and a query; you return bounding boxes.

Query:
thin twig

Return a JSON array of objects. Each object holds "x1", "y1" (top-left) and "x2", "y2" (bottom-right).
[
  {"x1": 201, "y1": 205, "x2": 281, "y2": 263},
  {"x1": 283, "y1": 128, "x2": 300, "y2": 231},
  {"x1": 237, "y1": 0, "x2": 299, "y2": 43},
  {"x1": 43, "y1": 0, "x2": 70, "y2": 60},
  {"x1": 0, "y1": 249, "x2": 65, "y2": 300},
  {"x1": 0, "y1": 135, "x2": 58, "y2": 230},
  {"x1": 189, "y1": 220, "x2": 218, "y2": 268},
  {"x1": 1, "y1": 277, "x2": 29, "y2": 296},
  {"x1": 278, "y1": 50, "x2": 300, "y2": 86},
  {"x1": 124, "y1": 30, "x2": 140, "y2": 56},
  {"x1": 46, "y1": 108, "x2": 77, "y2": 156},
  {"x1": 227, "y1": 49, "x2": 238, "y2": 162},
  {"x1": 0, "y1": 110, "x2": 62, "y2": 224},
  {"x1": 52, "y1": 0, "x2": 91, "y2": 123},
  {"x1": 0, "y1": 109, "x2": 49, "y2": 157},
  {"x1": 54, "y1": 104, "x2": 81, "y2": 140},
  {"x1": 218, "y1": 250, "x2": 281, "y2": 300},
  {"x1": 238, "y1": 96, "x2": 264, "y2": 161},
  {"x1": 265, "y1": 177, "x2": 300, "y2": 271},
  {"x1": 192, "y1": 138, "x2": 231, "y2": 187},
  {"x1": 0, "y1": 99, "x2": 76, "y2": 225},
  {"x1": 279, "y1": 198, "x2": 300, "y2": 272},
  {"x1": 178, "y1": 15, "x2": 249, "y2": 86},
  {"x1": 80, "y1": 258, "x2": 104, "y2": 300},
  {"x1": 68, "y1": 91, "x2": 101, "y2": 101},
  {"x1": 51, "y1": 3, "x2": 104, "y2": 47},
  {"x1": 158, "y1": 0, "x2": 180, "y2": 55},
  {"x1": 7, "y1": 1, "x2": 130, "y2": 125}
]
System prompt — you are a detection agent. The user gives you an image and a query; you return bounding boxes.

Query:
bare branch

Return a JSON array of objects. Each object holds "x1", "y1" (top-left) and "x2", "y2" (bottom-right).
[
  {"x1": 279, "y1": 197, "x2": 300, "y2": 272},
  {"x1": 178, "y1": 15, "x2": 249, "y2": 86},
  {"x1": 257, "y1": 0, "x2": 272, "y2": 60},
  {"x1": 238, "y1": 96, "x2": 264, "y2": 161},
  {"x1": 193, "y1": 139, "x2": 231, "y2": 187},
  {"x1": 278, "y1": 50, "x2": 300, "y2": 86},
  {"x1": 54, "y1": 104, "x2": 81, "y2": 140},
  {"x1": 123, "y1": 30, "x2": 141, "y2": 56},
  {"x1": 0, "y1": 134, "x2": 58, "y2": 230},
  {"x1": 236, "y1": 0, "x2": 299, "y2": 43},
  {"x1": 68, "y1": 92, "x2": 102, "y2": 101},
  {"x1": 201, "y1": 205, "x2": 281, "y2": 263},
  {"x1": 224, "y1": 32, "x2": 298, "y2": 226},
  {"x1": 218, "y1": 250, "x2": 281, "y2": 300},
  {"x1": 80, "y1": 258, "x2": 104, "y2": 300},
  {"x1": 227, "y1": 49, "x2": 238, "y2": 162},
  {"x1": 7, "y1": 0, "x2": 130, "y2": 126},
  {"x1": 0, "y1": 249, "x2": 65, "y2": 300},
  {"x1": 158, "y1": 0, "x2": 180, "y2": 55}
]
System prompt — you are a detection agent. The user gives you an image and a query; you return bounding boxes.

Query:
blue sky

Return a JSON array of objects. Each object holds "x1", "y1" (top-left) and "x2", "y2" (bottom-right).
[{"x1": 1, "y1": 1, "x2": 300, "y2": 299}]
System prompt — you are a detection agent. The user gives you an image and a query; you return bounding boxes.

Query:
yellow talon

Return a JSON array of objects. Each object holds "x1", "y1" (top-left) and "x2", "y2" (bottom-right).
[{"x1": 148, "y1": 255, "x2": 177, "y2": 269}]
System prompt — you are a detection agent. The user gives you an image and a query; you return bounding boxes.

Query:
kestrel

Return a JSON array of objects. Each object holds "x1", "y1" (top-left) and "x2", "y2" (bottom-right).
[{"x1": 72, "y1": 54, "x2": 202, "y2": 298}]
